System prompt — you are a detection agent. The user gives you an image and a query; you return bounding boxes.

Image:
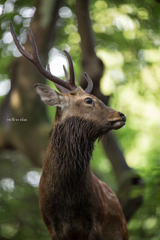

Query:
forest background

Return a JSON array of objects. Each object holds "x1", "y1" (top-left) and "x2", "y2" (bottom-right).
[{"x1": 0, "y1": 0, "x2": 160, "y2": 239}]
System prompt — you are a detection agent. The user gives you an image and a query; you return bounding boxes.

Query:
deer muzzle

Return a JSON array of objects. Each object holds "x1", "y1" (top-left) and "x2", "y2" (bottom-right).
[{"x1": 108, "y1": 111, "x2": 126, "y2": 130}]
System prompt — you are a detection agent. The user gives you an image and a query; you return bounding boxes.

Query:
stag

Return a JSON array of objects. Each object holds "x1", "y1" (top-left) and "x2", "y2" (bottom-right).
[{"x1": 10, "y1": 22, "x2": 128, "y2": 240}]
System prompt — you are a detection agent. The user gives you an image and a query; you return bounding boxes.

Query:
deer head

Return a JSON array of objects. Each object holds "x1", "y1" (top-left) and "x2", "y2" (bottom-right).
[{"x1": 10, "y1": 22, "x2": 126, "y2": 139}]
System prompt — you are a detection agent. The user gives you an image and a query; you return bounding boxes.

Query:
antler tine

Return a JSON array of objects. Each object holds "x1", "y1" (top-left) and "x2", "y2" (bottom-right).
[
  {"x1": 47, "y1": 64, "x2": 69, "y2": 93},
  {"x1": 28, "y1": 28, "x2": 40, "y2": 62},
  {"x1": 46, "y1": 63, "x2": 51, "y2": 73},
  {"x1": 63, "y1": 65, "x2": 69, "y2": 82},
  {"x1": 10, "y1": 22, "x2": 76, "y2": 92},
  {"x1": 10, "y1": 22, "x2": 31, "y2": 60},
  {"x1": 62, "y1": 51, "x2": 93, "y2": 93},
  {"x1": 84, "y1": 73, "x2": 93, "y2": 94},
  {"x1": 63, "y1": 50, "x2": 77, "y2": 89}
]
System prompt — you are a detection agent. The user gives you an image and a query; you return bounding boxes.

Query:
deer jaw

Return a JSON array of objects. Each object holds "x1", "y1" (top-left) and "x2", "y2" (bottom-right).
[{"x1": 34, "y1": 84, "x2": 126, "y2": 138}]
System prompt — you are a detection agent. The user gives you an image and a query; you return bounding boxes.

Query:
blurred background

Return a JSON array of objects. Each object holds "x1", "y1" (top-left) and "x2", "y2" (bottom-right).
[{"x1": 0, "y1": 0, "x2": 160, "y2": 239}]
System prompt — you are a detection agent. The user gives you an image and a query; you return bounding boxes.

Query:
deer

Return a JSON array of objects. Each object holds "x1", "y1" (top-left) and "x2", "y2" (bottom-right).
[{"x1": 10, "y1": 22, "x2": 128, "y2": 240}]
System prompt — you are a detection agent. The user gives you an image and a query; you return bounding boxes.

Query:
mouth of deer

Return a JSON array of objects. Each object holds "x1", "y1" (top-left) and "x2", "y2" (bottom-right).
[{"x1": 109, "y1": 119, "x2": 125, "y2": 129}]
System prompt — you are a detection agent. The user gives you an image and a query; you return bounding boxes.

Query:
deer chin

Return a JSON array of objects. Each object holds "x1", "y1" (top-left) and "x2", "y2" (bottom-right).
[{"x1": 109, "y1": 120, "x2": 125, "y2": 130}]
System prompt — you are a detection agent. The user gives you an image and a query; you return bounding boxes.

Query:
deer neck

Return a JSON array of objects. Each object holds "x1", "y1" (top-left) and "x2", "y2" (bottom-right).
[
  {"x1": 53, "y1": 116, "x2": 94, "y2": 173},
  {"x1": 45, "y1": 116, "x2": 95, "y2": 194}
]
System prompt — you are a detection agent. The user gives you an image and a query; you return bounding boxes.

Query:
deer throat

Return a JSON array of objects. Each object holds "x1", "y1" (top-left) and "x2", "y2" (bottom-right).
[
  {"x1": 51, "y1": 117, "x2": 94, "y2": 172},
  {"x1": 48, "y1": 117, "x2": 95, "y2": 194}
]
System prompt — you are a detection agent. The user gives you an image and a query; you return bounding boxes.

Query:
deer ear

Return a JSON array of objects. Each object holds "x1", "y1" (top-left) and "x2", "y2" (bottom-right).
[{"x1": 34, "y1": 83, "x2": 64, "y2": 107}]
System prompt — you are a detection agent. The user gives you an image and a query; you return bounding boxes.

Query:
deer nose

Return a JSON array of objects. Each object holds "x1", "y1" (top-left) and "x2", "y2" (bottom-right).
[{"x1": 118, "y1": 112, "x2": 126, "y2": 122}]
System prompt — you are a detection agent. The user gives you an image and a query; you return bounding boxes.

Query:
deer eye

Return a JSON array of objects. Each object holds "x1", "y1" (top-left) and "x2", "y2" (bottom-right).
[{"x1": 84, "y1": 97, "x2": 93, "y2": 104}]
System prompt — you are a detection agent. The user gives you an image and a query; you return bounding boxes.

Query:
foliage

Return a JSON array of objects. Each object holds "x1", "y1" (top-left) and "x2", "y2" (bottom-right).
[
  {"x1": 0, "y1": 0, "x2": 160, "y2": 239},
  {"x1": 0, "y1": 150, "x2": 48, "y2": 240}
]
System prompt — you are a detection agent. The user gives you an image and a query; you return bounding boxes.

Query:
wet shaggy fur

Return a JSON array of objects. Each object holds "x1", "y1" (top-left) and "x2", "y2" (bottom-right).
[
  {"x1": 51, "y1": 116, "x2": 106, "y2": 170},
  {"x1": 50, "y1": 116, "x2": 108, "y2": 183}
]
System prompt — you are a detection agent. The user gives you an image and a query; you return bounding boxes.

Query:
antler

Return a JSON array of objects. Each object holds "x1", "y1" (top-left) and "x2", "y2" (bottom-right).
[
  {"x1": 84, "y1": 73, "x2": 93, "y2": 94},
  {"x1": 10, "y1": 22, "x2": 93, "y2": 93},
  {"x1": 10, "y1": 22, "x2": 77, "y2": 92}
]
